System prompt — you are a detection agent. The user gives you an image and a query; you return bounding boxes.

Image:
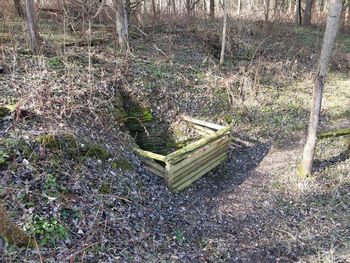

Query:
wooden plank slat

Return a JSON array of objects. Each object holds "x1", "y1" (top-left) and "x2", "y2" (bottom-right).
[
  {"x1": 171, "y1": 153, "x2": 227, "y2": 192},
  {"x1": 134, "y1": 148, "x2": 166, "y2": 162},
  {"x1": 168, "y1": 134, "x2": 230, "y2": 164},
  {"x1": 168, "y1": 144, "x2": 228, "y2": 186},
  {"x1": 143, "y1": 159, "x2": 165, "y2": 177},
  {"x1": 182, "y1": 115, "x2": 225, "y2": 130},
  {"x1": 168, "y1": 136, "x2": 230, "y2": 178},
  {"x1": 165, "y1": 125, "x2": 232, "y2": 162},
  {"x1": 144, "y1": 165, "x2": 165, "y2": 178},
  {"x1": 191, "y1": 124, "x2": 216, "y2": 135}
]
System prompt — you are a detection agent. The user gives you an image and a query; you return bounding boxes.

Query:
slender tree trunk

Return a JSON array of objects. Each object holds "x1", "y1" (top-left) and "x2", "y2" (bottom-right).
[
  {"x1": 172, "y1": 0, "x2": 176, "y2": 14},
  {"x1": 237, "y1": 0, "x2": 242, "y2": 15},
  {"x1": 14, "y1": 0, "x2": 23, "y2": 17},
  {"x1": 264, "y1": 0, "x2": 270, "y2": 22},
  {"x1": 220, "y1": 0, "x2": 228, "y2": 65},
  {"x1": 115, "y1": 0, "x2": 129, "y2": 50},
  {"x1": 304, "y1": 0, "x2": 314, "y2": 26},
  {"x1": 300, "y1": 0, "x2": 343, "y2": 177},
  {"x1": 151, "y1": 0, "x2": 157, "y2": 18},
  {"x1": 210, "y1": 0, "x2": 215, "y2": 18},
  {"x1": 186, "y1": 0, "x2": 191, "y2": 15},
  {"x1": 295, "y1": 0, "x2": 302, "y2": 25},
  {"x1": 24, "y1": 0, "x2": 40, "y2": 54}
]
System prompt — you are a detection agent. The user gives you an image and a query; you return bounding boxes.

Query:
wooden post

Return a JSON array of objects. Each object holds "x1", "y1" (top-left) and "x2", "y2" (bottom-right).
[
  {"x1": 299, "y1": 0, "x2": 343, "y2": 177},
  {"x1": 24, "y1": 0, "x2": 40, "y2": 54}
]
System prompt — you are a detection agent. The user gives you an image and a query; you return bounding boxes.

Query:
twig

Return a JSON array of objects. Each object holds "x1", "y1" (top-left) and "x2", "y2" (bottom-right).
[
  {"x1": 152, "y1": 44, "x2": 173, "y2": 64},
  {"x1": 131, "y1": 25, "x2": 148, "y2": 37}
]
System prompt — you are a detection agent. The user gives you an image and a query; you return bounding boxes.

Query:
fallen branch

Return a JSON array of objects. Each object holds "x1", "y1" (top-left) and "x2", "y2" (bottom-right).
[{"x1": 318, "y1": 128, "x2": 350, "y2": 139}]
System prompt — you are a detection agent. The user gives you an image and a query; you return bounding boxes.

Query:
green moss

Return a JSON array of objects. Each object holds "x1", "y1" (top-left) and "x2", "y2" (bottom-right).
[
  {"x1": 143, "y1": 110, "x2": 153, "y2": 122},
  {"x1": 83, "y1": 144, "x2": 110, "y2": 161},
  {"x1": 48, "y1": 57, "x2": 63, "y2": 69},
  {"x1": 224, "y1": 115, "x2": 233, "y2": 124},
  {"x1": 36, "y1": 134, "x2": 79, "y2": 158},
  {"x1": 99, "y1": 181, "x2": 113, "y2": 194},
  {"x1": 111, "y1": 159, "x2": 133, "y2": 171}
]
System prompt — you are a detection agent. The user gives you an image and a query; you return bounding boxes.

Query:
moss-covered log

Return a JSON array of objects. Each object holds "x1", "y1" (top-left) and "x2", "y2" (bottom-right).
[{"x1": 318, "y1": 128, "x2": 350, "y2": 139}]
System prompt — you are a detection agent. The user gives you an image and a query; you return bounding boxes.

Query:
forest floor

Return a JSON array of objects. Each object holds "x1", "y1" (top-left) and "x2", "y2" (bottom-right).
[{"x1": 1, "y1": 17, "x2": 350, "y2": 262}]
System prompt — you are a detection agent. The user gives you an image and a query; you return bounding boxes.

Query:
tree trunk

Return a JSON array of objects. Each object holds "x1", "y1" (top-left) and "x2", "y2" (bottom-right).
[
  {"x1": 304, "y1": 0, "x2": 314, "y2": 26},
  {"x1": 300, "y1": 0, "x2": 343, "y2": 177},
  {"x1": 264, "y1": 0, "x2": 270, "y2": 22},
  {"x1": 24, "y1": 0, "x2": 40, "y2": 54},
  {"x1": 237, "y1": 0, "x2": 242, "y2": 15},
  {"x1": 210, "y1": 0, "x2": 215, "y2": 18},
  {"x1": 220, "y1": 0, "x2": 227, "y2": 65},
  {"x1": 295, "y1": 0, "x2": 302, "y2": 25},
  {"x1": 186, "y1": 0, "x2": 191, "y2": 15},
  {"x1": 172, "y1": 0, "x2": 176, "y2": 14},
  {"x1": 151, "y1": 0, "x2": 157, "y2": 18},
  {"x1": 115, "y1": 0, "x2": 129, "y2": 50},
  {"x1": 14, "y1": 0, "x2": 23, "y2": 17}
]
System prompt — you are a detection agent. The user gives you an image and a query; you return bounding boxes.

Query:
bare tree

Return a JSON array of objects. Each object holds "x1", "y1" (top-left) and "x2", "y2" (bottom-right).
[
  {"x1": 299, "y1": 0, "x2": 343, "y2": 177},
  {"x1": 24, "y1": 0, "x2": 40, "y2": 54},
  {"x1": 304, "y1": 0, "x2": 314, "y2": 26},
  {"x1": 237, "y1": 0, "x2": 242, "y2": 14},
  {"x1": 295, "y1": 0, "x2": 302, "y2": 25},
  {"x1": 220, "y1": 0, "x2": 228, "y2": 65},
  {"x1": 115, "y1": 0, "x2": 129, "y2": 50},
  {"x1": 13, "y1": 0, "x2": 23, "y2": 17},
  {"x1": 264, "y1": 0, "x2": 270, "y2": 22},
  {"x1": 210, "y1": 0, "x2": 215, "y2": 18}
]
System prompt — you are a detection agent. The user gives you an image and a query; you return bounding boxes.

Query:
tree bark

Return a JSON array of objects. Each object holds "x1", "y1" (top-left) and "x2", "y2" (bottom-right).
[
  {"x1": 24, "y1": 0, "x2": 40, "y2": 54},
  {"x1": 303, "y1": 0, "x2": 314, "y2": 26},
  {"x1": 115, "y1": 0, "x2": 129, "y2": 50},
  {"x1": 210, "y1": 0, "x2": 215, "y2": 18},
  {"x1": 300, "y1": 0, "x2": 343, "y2": 177},
  {"x1": 237, "y1": 0, "x2": 242, "y2": 15},
  {"x1": 172, "y1": 0, "x2": 176, "y2": 14},
  {"x1": 220, "y1": 0, "x2": 228, "y2": 65},
  {"x1": 151, "y1": 0, "x2": 157, "y2": 18},
  {"x1": 14, "y1": 0, "x2": 23, "y2": 17},
  {"x1": 295, "y1": 0, "x2": 302, "y2": 25},
  {"x1": 264, "y1": 0, "x2": 270, "y2": 22}
]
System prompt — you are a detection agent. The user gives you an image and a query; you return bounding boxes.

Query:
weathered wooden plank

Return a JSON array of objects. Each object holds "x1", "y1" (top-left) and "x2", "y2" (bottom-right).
[
  {"x1": 168, "y1": 136, "x2": 230, "y2": 178},
  {"x1": 168, "y1": 134, "x2": 230, "y2": 164},
  {"x1": 171, "y1": 153, "x2": 227, "y2": 191},
  {"x1": 168, "y1": 134, "x2": 229, "y2": 165},
  {"x1": 165, "y1": 125, "x2": 232, "y2": 162},
  {"x1": 143, "y1": 159, "x2": 165, "y2": 178},
  {"x1": 134, "y1": 148, "x2": 166, "y2": 162},
  {"x1": 168, "y1": 145, "x2": 228, "y2": 186},
  {"x1": 191, "y1": 124, "x2": 216, "y2": 135},
  {"x1": 182, "y1": 115, "x2": 225, "y2": 130},
  {"x1": 144, "y1": 163, "x2": 165, "y2": 178}
]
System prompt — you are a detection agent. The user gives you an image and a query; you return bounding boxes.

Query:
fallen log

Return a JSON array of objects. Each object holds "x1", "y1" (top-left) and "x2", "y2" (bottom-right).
[{"x1": 318, "y1": 128, "x2": 350, "y2": 139}]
